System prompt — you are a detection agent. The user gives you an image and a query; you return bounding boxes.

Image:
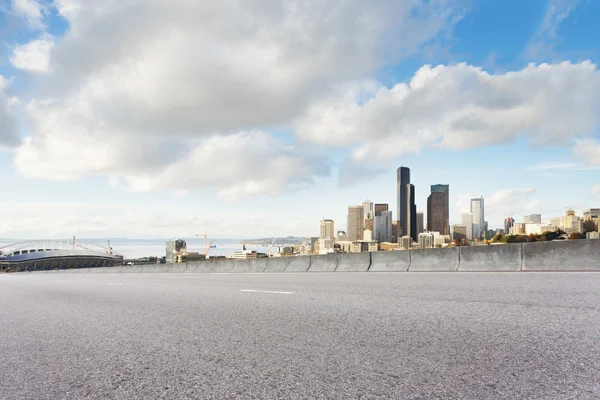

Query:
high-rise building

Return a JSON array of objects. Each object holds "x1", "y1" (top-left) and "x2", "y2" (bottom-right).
[
  {"x1": 470, "y1": 197, "x2": 485, "y2": 240},
  {"x1": 427, "y1": 184, "x2": 449, "y2": 235},
  {"x1": 362, "y1": 199, "x2": 373, "y2": 220},
  {"x1": 347, "y1": 206, "x2": 364, "y2": 241},
  {"x1": 374, "y1": 203, "x2": 388, "y2": 217},
  {"x1": 524, "y1": 214, "x2": 542, "y2": 224},
  {"x1": 374, "y1": 210, "x2": 393, "y2": 243},
  {"x1": 320, "y1": 219, "x2": 335, "y2": 240},
  {"x1": 417, "y1": 211, "x2": 424, "y2": 234},
  {"x1": 397, "y1": 166, "x2": 417, "y2": 241},
  {"x1": 391, "y1": 221, "x2": 399, "y2": 243},
  {"x1": 461, "y1": 213, "x2": 473, "y2": 240},
  {"x1": 504, "y1": 217, "x2": 515, "y2": 234},
  {"x1": 583, "y1": 209, "x2": 600, "y2": 219}
]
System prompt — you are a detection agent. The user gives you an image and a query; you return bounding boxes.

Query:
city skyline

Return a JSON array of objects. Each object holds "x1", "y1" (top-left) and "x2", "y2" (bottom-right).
[{"x1": 1, "y1": 1, "x2": 600, "y2": 239}]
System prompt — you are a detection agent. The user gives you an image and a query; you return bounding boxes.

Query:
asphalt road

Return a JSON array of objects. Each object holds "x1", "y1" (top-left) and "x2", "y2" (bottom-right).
[{"x1": 1, "y1": 272, "x2": 600, "y2": 400}]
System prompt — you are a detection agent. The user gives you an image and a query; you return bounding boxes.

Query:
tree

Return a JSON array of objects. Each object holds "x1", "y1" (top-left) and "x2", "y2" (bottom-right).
[
  {"x1": 492, "y1": 233, "x2": 503, "y2": 243},
  {"x1": 568, "y1": 232, "x2": 584, "y2": 240}
]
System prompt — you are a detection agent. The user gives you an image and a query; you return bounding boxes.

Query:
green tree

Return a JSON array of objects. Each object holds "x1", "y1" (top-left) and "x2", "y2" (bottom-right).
[{"x1": 492, "y1": 233, "x2": 503, "y2": 243}]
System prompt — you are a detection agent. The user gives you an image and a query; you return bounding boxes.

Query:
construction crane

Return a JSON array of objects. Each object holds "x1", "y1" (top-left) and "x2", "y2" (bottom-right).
[{"x1": 195, "y1": 232, "x2": 209, "y2": 258}]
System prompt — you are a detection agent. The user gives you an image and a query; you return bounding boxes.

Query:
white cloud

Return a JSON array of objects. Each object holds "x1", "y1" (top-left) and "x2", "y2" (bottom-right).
[
  {"x1": 14, "y1": 0, "x2": 466, "y2": 196},
  {"x1": 10, "y1": 38, "x2": 54, "y2": 73},
  {"x1": 592, "y1": 185, "x2": 600, "y2": 195},
  {"x1": 573, "y1": 138, "x2": 600, "y2": 165},
  {"x1": 487, "y1": 189, "x2": 536, "y2": 208},
  {"x1": 11, "y1": 0, "x2": 46, "y2": 29},
  {"x1": 295, "y1": 61, "x2": 600, "y2": 160},
  {"x1": 120, "y1": 131, "x2": 330, "y2": 200},
  {"x1": 525, "y1": 0, "x2": 581, "y2": 59},
  {"x1": 15, "y1": 98, "x2": 329, "y2": 197},
  {"x1": 0, "y1": 76, "x2": 21, "y2": 149}
]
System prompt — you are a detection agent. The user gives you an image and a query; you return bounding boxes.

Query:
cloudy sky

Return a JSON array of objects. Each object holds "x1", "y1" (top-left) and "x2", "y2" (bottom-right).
[{"x1": 1, "y1": 0, "x2": 599, "y2": 240}]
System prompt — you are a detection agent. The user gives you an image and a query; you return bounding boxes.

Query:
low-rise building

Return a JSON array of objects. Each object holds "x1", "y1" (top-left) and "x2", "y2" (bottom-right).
[
  {"x1": 232, "y1": 250, "x2": 258, "y2": 259},
  {"x1": 587, "y1": 232, "x2": 600, "y2": 239},
  {"x1": 350, "y1": 241, "x2": 378, "y2": 253}
]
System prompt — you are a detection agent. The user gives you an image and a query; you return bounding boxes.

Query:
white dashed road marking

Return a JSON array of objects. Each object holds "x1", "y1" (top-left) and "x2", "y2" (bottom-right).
[{"x1": 240, "y1": 289, "x2": 294, "y2": 295}]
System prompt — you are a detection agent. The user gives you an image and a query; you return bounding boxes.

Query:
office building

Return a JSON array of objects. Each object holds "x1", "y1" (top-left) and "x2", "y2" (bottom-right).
[
  {"x1": 470, "y1": 197, "x2": 485, "y2": 240},
  {"x1": 504, "y1": 217, "x2": 514, "y2": 235},
  {"x1": 347, "y1": 206, "x2": 364, "y2": 241},
  {"x1": 461, "y1": 213, "x2": 473, "y2": 240},
  {"x1": 320, "y1": 219, "x2": 335, "y2": 240},
  {"x1": 427, "y1": 184, "x2": 450, "y2": 235},
  {"x1": 511, "y1": 223, "x2": 526, "y2": 235},
  {"x1": 524, "y1": 214, "x2": 542, "y2": 224},
  {"x1": 583, "y1": 209, "x2": 600, "y2": 219},
  {"x1": 452, "y1": 225, "x2": 467, "y2": 242},
  {"x1": 560, "y1": 209, "x2": 582, "y2": 234},
  {"x1": 374, "y1": 210, "x2": 393, "y2": 243},
  {"x1": 397, "y1": 166, "x2": 417, "y2": 241},
  {"x1": 525, "y1": 224, "x2": 553, "y2": 235},
  {"x1": 587, "y1": 232, "x2": 600, "y2": 239},
  {"x1": 400, "y1": 236, "x2": 412, "y2": 250},
  {"x1": 362, "y1": 199, "x2": 373, "y2": 220},
  {"x1": 374, "y1": 203, "x2": 389, "y2": 217},
  {"x1": 418, "y1": 232, "x2": 434, "y2": 249},
  {"x1": 392, "y1": 221, "x2": 399, "y2": 243},
  {"x1": 417, "y1": 211, "x2": 424, "y2": 234}
]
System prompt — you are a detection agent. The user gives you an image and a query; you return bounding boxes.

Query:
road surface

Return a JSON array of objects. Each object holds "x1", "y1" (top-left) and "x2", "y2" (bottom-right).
[{"x1": 1, "y1": 272, "x2": 599, "y2": 399}]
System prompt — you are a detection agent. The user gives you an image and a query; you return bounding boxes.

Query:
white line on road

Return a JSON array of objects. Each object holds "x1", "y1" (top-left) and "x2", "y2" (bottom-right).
[
  {"x1": 240, "y1": 289, "x2": 294, "y2": 295},
  {"x1": 107, "y1": 282, "x2": 124, "y2": 286}
]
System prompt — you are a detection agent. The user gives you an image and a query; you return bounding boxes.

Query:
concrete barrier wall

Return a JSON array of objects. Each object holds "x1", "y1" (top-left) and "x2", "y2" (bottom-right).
[
  {"x1": 231, "y1": 260, "x2": 249, "y2": 273},
  {"x1": 264, "y1": 257, "x2": 288, "y2": 272},
  {"x1": 216, "y1": 259, "x2": 234, "y2": 273},
  {"x1": 247, "y1": 259, "x2": 267, "y2": 272},
  {"x1": 23, "y1": 240, "x2": 600, "y2": 274},
  {"x1": 459, "y1": 244, "x2": 522, "y2": 272},
  {"x1": 169, "y1": 263, "x2": 187, "y2": 273},
  {"x1": 308, "y1": 254, "x2": 338, "y2": 272},
  {"x1": 409, "y1": 248, "x2": 459, "y2": 272},
  {"x1": 370, "y1": 251, "x2": 410, "y2": 272},
  {"x1": 285, "y1": 256, "x2": 311, "y2": 272},
  {"x1": 523, "y1": 240, "x2": 600, "y2": 271},
  {"x1": 336, "y1": 253, "x2": 370, "y2": 272}
]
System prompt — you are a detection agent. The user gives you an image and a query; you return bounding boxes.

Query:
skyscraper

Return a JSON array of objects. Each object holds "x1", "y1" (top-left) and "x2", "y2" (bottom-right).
[
  {"x1": 427, "y1": 184, "x2": 449, "y2": 235},
  {"x1": 397, "y1": 166, "x2": 417, "y2": 241},
  {"x1": 416, "y1": 211, "x2": 424, "y2": 234},
  {"x1": 374, "y1": 210, "x2": 393, "y2": 243},
  {"x1": 362, "y1": 199, "x2": 373, "y2": 220},
  {"x1": 320, "y1": 219, "x2": 335, "y2": 240},
  {"x1": 504, "y1": 217, "x2": 514, "y2": 234},
  {"x1": 374, "y1": 203, "x2": 388, "y2": 217},
  {"x1": 461, "y1": 213, "x2": 473, "y2": 240},
  {"x1": 470, "y1": 197, "x2": 485, "y2": 240},
  {"x1": 347, "y1": 206, "x2": 364, "y2": 241}
]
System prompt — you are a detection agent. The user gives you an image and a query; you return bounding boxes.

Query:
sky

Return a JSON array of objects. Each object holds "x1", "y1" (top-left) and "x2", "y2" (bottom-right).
[{"x1": 0, "y1": 0, "x2": 599, "y2": 240}]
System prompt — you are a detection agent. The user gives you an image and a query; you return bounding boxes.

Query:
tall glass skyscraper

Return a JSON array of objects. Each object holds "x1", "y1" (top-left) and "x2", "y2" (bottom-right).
[
  {"x1": 470, "y1": 197, "x2": 485, "y2": 240},
  {"x1": 397, "y1": 166, "x2": 417, "y2": 241},
  {"x1": 427, "y1": 184, "x2": 450, "y2": 235}
]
